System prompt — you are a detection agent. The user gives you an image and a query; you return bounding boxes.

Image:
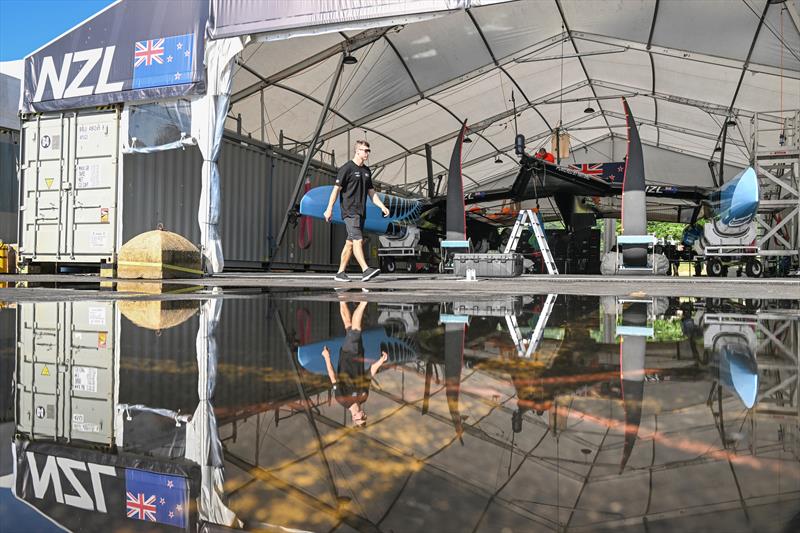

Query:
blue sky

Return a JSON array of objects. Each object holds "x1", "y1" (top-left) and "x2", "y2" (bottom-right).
[{"x1": 0, "y1": 0, "x2": 115, "y2": 61}]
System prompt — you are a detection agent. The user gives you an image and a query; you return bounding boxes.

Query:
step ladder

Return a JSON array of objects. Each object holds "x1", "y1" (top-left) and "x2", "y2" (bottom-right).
[
  {"x1": 504, "y1": 293, "x2": 558, "y2": 358},
  {"x1": 503, "y1": 210, "x2": 558, "y2": 274}
]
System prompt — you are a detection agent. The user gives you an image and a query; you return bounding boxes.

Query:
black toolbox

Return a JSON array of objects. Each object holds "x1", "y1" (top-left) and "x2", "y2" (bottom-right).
[{"x1": 452, "y1": 253, "x2": 524, "y2": 278}]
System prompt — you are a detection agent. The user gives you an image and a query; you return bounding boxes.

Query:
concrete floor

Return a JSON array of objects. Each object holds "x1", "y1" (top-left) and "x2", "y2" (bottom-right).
[{"x1": 1, "y1": 272, "x2": 799, "y2": 301}]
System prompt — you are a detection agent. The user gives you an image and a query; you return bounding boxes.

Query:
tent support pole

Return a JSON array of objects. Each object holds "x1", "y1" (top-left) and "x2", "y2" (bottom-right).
[
  {"x1": 271, "y1": 55, "x2": 345, "y2": 264},
  {"x1": 260, "y1": 89, "x2": 265, "y2": 142}
]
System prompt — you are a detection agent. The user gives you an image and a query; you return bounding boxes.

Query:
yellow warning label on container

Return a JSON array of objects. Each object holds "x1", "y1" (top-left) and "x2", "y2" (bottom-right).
[
  {"x1": 100, "y1": 207, "x2": 109, "y2": 223},
  {"x1": 98, "y1": 331, "x2": 107, "y2": 349},
  {"x1": 45, "y1": 178, "x2": 54, "y2": 189},
  {"x1": 41, "y1": 365, "x2": 50, "y2": 376}
]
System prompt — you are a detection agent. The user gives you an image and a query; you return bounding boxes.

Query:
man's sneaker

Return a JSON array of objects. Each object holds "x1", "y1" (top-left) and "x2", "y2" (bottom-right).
[
  {"x1": 361, "y1": 267, "x2": 380, "y2": 281},
  {"x1": 334, "y1": 272, "x2": 350, "y2": 282}
]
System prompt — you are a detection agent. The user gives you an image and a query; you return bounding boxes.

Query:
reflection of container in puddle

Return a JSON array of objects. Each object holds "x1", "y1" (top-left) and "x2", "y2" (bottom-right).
[{"x1": 13, "y1": 299, "x2": 341, "y2": 449}]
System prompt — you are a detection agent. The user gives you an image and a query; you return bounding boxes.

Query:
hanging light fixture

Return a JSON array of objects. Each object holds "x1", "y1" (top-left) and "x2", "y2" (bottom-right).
[
  {"x1": 494, "y1": 154, "x2": 503, "y2": 164},
  {"x1": 463, "y1": 136, "x2": 473, "y2": 143},
  {"x1": 584, "y1": 105, "x2": 595, "y2": 114},
  {"x1": 343, "y1": 44, "x2": 358, "y2": 65}
]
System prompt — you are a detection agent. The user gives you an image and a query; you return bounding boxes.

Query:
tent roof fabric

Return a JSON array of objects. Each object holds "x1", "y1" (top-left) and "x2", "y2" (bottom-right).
[{"x1": 226, "y1": 0, "x2": 800, "y2": 192}]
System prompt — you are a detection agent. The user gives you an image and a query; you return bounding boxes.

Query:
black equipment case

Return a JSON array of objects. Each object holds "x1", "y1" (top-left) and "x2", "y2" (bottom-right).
[{"x1": 452, "y1": 253, "x2": 524, "y2": 278}]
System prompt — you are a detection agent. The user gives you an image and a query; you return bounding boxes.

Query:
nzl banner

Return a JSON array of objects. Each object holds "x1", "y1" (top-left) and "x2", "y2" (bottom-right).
[{"x1": 23, "y1": 0, "x2": 207, "y2": 112}]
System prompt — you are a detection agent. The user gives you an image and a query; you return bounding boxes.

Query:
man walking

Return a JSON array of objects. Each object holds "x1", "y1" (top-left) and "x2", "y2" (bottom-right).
[{"x1": 324, "y1": 140, "x2": 389, "y2": 282}]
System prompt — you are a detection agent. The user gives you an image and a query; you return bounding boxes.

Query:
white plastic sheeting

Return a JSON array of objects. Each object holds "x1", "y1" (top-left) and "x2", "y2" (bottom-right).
[
  {"x1": 192, "y1": 37, "x2": 244, "y2": 272},
  {"x1": 209, "y1": 0, "x2": 495, "y2": 39},
  {"x1": 224, "y1": 0, "x2": 798, "y2": 196},
  {"x1": 124, "y1": 100, "x2": 197, "y2": 153}
]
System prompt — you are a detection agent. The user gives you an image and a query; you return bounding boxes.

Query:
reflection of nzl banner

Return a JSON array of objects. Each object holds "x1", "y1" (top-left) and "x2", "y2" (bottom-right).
[
  {"x1": 125, "y1": 469, "x2": 188, "y2": 527},
  {"x1": 132, "y1": 33, "x2": 194, "y2": 89}
]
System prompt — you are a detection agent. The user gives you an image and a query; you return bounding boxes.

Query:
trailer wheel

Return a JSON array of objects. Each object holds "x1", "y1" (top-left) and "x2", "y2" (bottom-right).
[
  {"x1": 745, "y1": 298, "x2": 761, "y2": 310},
  {"x1": 382, "y1": 257, "x2": 396, "y2": 273},
  {"x1": 707, "y1": 258, "x2": 724, "y2": 277},
  {"x1": 745, "y1": 258, "x2": 763, "y2": 278}
]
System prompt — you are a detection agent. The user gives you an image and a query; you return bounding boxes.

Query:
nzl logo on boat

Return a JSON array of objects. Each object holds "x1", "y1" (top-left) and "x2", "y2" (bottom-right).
[
  {"x1": 645, "y1": 185, "x2": 678, "y2": 194},
  {"x1": 32, "y1": 33, "x2": 195, "y2": 103}
]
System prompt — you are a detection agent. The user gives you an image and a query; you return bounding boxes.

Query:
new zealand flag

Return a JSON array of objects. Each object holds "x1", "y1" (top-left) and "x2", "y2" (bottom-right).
[
  {"x1": 125, "y1": 469, "x2": 188, "y2": 528},
  {"x1": 568, "y1": 162, "x2": 626, "y2": 183},
  {"x1": 132, "y1": 33, "x2": 194, "y2": 89}
]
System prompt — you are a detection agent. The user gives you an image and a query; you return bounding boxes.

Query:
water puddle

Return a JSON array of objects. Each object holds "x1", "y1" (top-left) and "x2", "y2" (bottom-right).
[{"x1": 1, "y1": 294, "x2": 798, "y2": 532}]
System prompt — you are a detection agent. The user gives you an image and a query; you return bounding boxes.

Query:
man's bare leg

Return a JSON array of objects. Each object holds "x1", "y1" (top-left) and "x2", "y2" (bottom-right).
[
  {"x1": 351, "y1": 239, "x2": 369, "y2": 271},
  {"x1": 350, "y1": 301, "x2": 368, "y2": 331},
  {"x1": 339, "y1": 302, "x2": 353, "y2": 329},
  {"x1": 338, "y1": 241, "x2": 353, "y2": 273}
]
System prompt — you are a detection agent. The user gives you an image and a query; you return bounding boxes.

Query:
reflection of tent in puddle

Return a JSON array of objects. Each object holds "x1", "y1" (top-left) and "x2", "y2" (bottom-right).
[{"x1": 119, "y1": 299, "x2": 199, "y2": 330}]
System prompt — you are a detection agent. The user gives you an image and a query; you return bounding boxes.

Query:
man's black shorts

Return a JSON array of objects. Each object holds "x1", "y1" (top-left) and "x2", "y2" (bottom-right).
[{"x1": 344, "y1": 215, "x2": 365, "y2": 241}]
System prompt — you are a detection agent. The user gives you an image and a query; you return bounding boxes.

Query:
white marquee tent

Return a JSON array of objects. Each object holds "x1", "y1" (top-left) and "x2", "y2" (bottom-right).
[{"x1": 23, "y1": 0, "x2": 800, "y2": 271}]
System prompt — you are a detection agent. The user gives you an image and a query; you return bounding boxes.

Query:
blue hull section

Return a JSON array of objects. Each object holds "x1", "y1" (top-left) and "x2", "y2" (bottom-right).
[
  {"x1": 299, "y1": 185, "x2": 424, "y2": 237},
  {"x1": 710, "y1": 167, "x2": 759, "y2": 227}
]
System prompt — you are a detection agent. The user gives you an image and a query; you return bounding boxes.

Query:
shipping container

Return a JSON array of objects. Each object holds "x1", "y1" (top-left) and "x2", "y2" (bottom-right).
[{"x1": 17, "y1": 110, "x2": 344, "y2": 271}]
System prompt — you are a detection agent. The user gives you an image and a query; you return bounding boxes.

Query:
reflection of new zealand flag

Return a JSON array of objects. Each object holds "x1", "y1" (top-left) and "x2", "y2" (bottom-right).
[
  {"x1": 132, "y1": 33, "x2": 194, "y2": 89},
  {"x1": 125, "y1": 469, "x2": 188, "y2": 528}
]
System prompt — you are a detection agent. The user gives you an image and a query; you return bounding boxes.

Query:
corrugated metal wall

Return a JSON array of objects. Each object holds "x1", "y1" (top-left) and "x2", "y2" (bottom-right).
[
  {"x1": 122, "y1": 145, "x2": 203, "y2": 246},
  {"x1": 266, "y1": 148, "x2": 345, "y2": 269},
  {"x1": 122, "y1": 132, "x2": 342, "y2": 269},
  {"x1": 0, "y1": 130, "x2": 19, "y2": 242},
  {"x1": 219, "y1": 139, "x2": 270, "y2": 263}
]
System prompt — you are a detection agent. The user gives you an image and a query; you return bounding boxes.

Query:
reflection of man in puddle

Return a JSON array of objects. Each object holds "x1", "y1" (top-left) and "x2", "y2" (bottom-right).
[{"x1": 321, "y1": 301, "x2": 388, "y2": 427}]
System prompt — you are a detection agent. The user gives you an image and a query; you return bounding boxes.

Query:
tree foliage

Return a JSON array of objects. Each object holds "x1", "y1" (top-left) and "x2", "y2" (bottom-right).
[
  {"x1": 596, "y1": 220, "x2": 687, "y2": 242},
  {"x1": 646, "y1": 221, "x2": 686, "y2": 241}
]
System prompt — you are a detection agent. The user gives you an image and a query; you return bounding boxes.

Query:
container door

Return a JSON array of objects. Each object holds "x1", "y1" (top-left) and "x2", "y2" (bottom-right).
[
  {"x1": 19, "y1": 110, "x2": 119, "y2": 264},
  {"x1": 20, "y1": 115, "x2": 70, "y2": 260},
  {"x1": 16, "y1": 302, "x2": 64, "y2": 439},
  {"x1": 67, "y1": 112, "x2": 119, "y2": 261}
]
